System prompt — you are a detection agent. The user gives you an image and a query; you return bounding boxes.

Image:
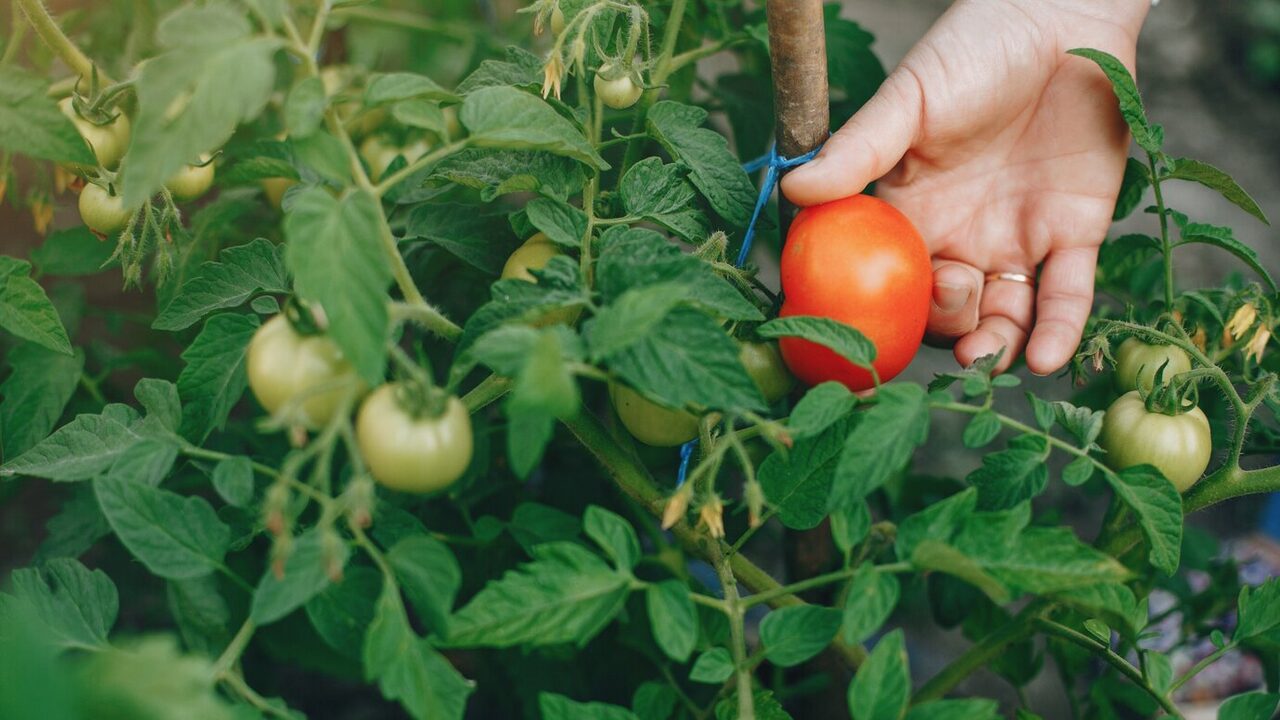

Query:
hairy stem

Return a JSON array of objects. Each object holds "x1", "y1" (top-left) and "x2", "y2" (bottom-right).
[
  {"x1": 14, "y1": 0, "x2": 107, "y2": 83},
  {"x1": 1034, "y1": 619, "x2": 1183, "y2": 719},
  {"x1": 712, "y1": 543, "x2": 755, "y2": 720}
]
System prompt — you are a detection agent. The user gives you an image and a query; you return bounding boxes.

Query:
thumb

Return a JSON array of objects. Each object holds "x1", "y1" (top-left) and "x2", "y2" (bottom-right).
[{"x1": 780, "y1": 69, "x2": 923, "y2": 207}]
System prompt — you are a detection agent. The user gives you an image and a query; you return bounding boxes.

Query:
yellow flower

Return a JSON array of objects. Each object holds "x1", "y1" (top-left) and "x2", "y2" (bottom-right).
[
  {"x1": 661, "y1": 485, "x2": 691, "y2": 530},
  {"x1": 1227, "y1": 303, "x2": 1258, "y2": 341},
  {"x1": 1246, "y1": 326, "x2": 1271, "y2": 364},
  {"x1": 698, "y1": 495, "x2": 725, "y2": 539},
  {"x1": 541, "y1": 52, "x2": 564, "y2": 100},
  {"x1": 30, "y1": 199, "x2": 53, "y2": 235}
]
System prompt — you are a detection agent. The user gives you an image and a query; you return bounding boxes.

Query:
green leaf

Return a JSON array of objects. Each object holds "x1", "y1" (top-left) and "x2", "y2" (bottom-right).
[
  {"x1": 1163, "y1": 157, "x2": 1269, "y2": 225},
  {"x1": 758, "y1": 420, "x2": 849, "y2": 530},
  {"x1": 786, "y1": 381, "x2": 858, "y2": 440},
  {"x1": 93, "y1": 473, "x2": 230, "y2": 579},
  {"x1": 758, "y1": 316, "x2": 875, "y2": 373},
  {"x1": 153, "y1": 238, "x2": 288, "y2": 331},
  {"x1": 364, "y1": 581, "x2": 473, "y2": 720},
  {"x1": 689, "y1": 648, "x2": 734, "y2": 683},
  {"x1": 388, "y1": 536, "x2": 461, "y2": 636},
  {"x1": 1062, "y1": 456, "x2": 1095, "y2": 487},
  {"x1": 831, "y1": 502, "x2": 872, "y2": 553},
  {"x1": 964, "y1": 526, "x2": 1131, "y2": 596},
  {"x1": 602, "y1": 307, "x2": 766, "y2": 414},
  {"x1": 962, "y1": 410, "x2": 1001, "y2": 448},
  {"x1": 305, "y1": 565, "x2": 380, "y2": 659},
  {"x1": 0, "y1": 65, "x2": 96, "y2": 164},
  {"x1": 0, "y1": 343, "x2": 83, "y2": 459},
  {"x1": 285, "y1": 76, "x2": 326, "y2": 137},
  {"x1": 70, "y1": 636, "x2": 243, "y2": 720},
  {"x1": 831, "y1": 383, "x2": 930, "y2": 509},
  {"x1": 211, "y1": 456, "x2": 254, "y2": 507},
  {"x1": 843, "y1": 565, "x2": 900, "y2": 644},
  {"x1": 427, "y1": 148, "x2": 586, "y2": 202},
  {"x1": 284, "y1": 188, "x2": 390, "y2": 385},
  {"x1": 364, "y1": 72, "x2": 457, "y2": 105},
  {"x1": 632, "y1": 683, "x2": 678, "y2": 720},
  {"x1": 910, "y1": 539, "x2": 1010, "y2": 605},
  {"x1": 1103, "y1": 466, "x2": 1182, "y2": 575},
  {"x1": 1067, "y1": 48, "x2": 1161, "y2": 154},
  {"x1": 583, "y1": 506, "x2": 640, "y2": 571},
  {"x1": 8, "y1": 558, "x2": 117, "y2": 651},
  {"x1": 715, "y1": 690, "x2": 794, "y2": 720},
  {"x1": 455, "y1": 47, "x2": 543, "y2": 94},
  {"x1": 905, "y1": 700, "x2": 1000, "y2": 720},
  {"x1": 443, "y1": 542, "x2": 630, "y2": 648},
  {"x1": 646, "y1": 581, "x2": 698, "y2": 663},
  {"x1": 35, "y1": 485, "x2": 110, "y2": 562},
  {"x1": 539, "y1": 693, "x2": 640, "y2": 720},
  {"x1": 847, "y1": 630, "x2": 910, "y2": 720},
  {"x1": 1113, "y1": 157, "x2": 1151, "y2": 221},
  {"x1": 104, "y1": 439, "x2": 178, "y2": 488},
  {"x1": 29, "y1": 227, "x2": 118, "y2": 276},
  {"x1": 646, "y1": 102, "x2": 755, "y2": 227},
  {"x1": 2, "y1": 412, "x2": 142, "y2": 481},
  {"x1": 896, "y1": 488, "x2": 976, "y2": 561},
  {"x1": 121, "y1": 4, "x2": 281, "y2": 206},
  {"x1": 526, "y1": 197, "x2": 588, "y2": 248},
  {"x1": 177, "y1": 312, "x2": 259, "y2": 442},
  {"x1": 968, "y1": 435, "x2": 1049, "y2": 510},
  {"x1": 760, "y1": 605, "x2": 843, "y2": 667},
  {"x1": 0, "y1": 257, "x2": 72, "y2": 355},
  {"x1": 1236, "y1": 578, "x2": 1280, "y2": 641},
  {"x1": 168, "y1": 575, "x2": 231, "y2": 657},
  {"x1": 135, "y1": 378, "x2": 182, "y2": 435},
  {"x1": 1027, "y1": 393, "x2": 1055, "y2": 430},
  {"x1": 1175, "y1": 220, "x2": 1277, "y2": 292},
  {"x1": 507, "y1": 501, "x2": 581, "y2": 552},
  {"x1": 619, "y1": 158, "x2": 710, "y2": 242},
  {"x1": 251, "y1": 528, "x2": 348, "y2": 625},
  {"x1": 460, "y1": 86, "x2": 607, "y2": 170},
  {"x1": 1218, "y1": 692, "x2": 1280, "y2": 720},
  {"x1": 1052, "y1": 583, "x2": 1147, "y2": 639}
]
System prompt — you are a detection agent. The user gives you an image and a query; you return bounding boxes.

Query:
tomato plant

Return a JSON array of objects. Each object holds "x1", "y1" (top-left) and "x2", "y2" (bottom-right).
[
  {"x1": 0, "y1": 2, "x2": 1277, "y2": 720},
  {"x1": 779, "y1": 195, "x2": 932, "y2": 390}
]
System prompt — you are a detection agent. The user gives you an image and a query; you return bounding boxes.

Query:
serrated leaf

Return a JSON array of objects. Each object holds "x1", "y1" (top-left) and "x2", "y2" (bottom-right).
[
  {"x1": 94, "y1": 473, "x2": 230, "y2": 579},
  {"x1": 1103, "y1": 466, "x2": 1182, "y2": 575},
  {"x1": 1062, "y1": 456, "x2": 1096, "y2": 487},
  {"x1": 1163, "y1": 157, "x2": 1269, "y2": 225},
  {"x1": 758, "y1": 316, "x2": 875, "y2": 373},
  {"x1": 388, "y1": 536, "x2": 461, "y2": 636},
  {"x1": 787, "y1": 382, "x2": 858, "y2": 440},
  {"x1": 830, "y1": 384, "x2": 929, "y2": 509},
  {"x1": 404, "y1": 202, "x2": 519, "y2": 276},
  {"x1": 843, "y1": 565, "x2": 900, "y2": 644},
  {"x1": 525, "y1": 197, "x2": 587, "y2": 248},
  {"x1": 251, "y1": 528, "x2": 348, "y2": 625},
  {"x1": 1176, "y1": 221, "x2": 1277, "y2": 292},
  {"x1": 442, "y1": 542, "x2": 629, "y2": 648},
  {"x1": 689, "y1": 648, "x2": 734, "y2": 683},
  {"x1": 968, "y1": 435, "x2": 1049, "y2": 510},
  {"x1": 2, "y1": 412, "x2": 141, "y2": 481},
  {"x1": 847, "y1": 630, "x2": 909, "y2": 720},
  {"x1": 286, "y1": 76, "x2": 326, "y2": 137},
  {"x1": 1068, "y1": 48, "x2": 1160, "y2": 154},
  {"x1": 646, "y1": 102, "x2": 754, "y2": 227},
  {"x1": 646, "y1": 581, "x2": 697, "y2": 663},
  {"x1": 0, "y1": 343, "x2": 83, "y2": 459},
  {"x1": 176, "y1": 313, "x2": 259, "y2": 442},
  {"x1": 584, "y1": 506, "x2": 640, "y2": 571},
  {"x1": 305, "y1": 565, "x2": 380, "y2": 659},
  {"x1": 284, "y1": 188, "x2": 389, "y2": 384},
  {"x1": 760, "y1": 605, "x2": 842, "y2": 667},
  {"x1": 365, "y1": 72, "x2": 456, "y2": 105},
  {"x1": 153, "y1": 238, "x2": 288, "y2": 331},
  {"x1": 962, "y1": 410, "x2": 1001, "y2": 448},
  {"x1": 0, "y1": 257, "x2": 72, "y2": 356},
  {"x1": 1113, "y1": 157, "x2": 1151, "y2": 221},
  {"x1": 427, "y1": 148, "x2": 585, "y2": 201},
  {"x1": 29, "y1": 227, "x2": 117, "y2": 277},
  {"x1": 460, "y1": 86, "x2": 606, "y2": 170},
  {"x1": 758, "y1": 419, "x2": 849, "y2": 530},
  {"x1": 1052, "y1": 583, "x2": 1147, "y2": 638},
  {"x1": 1218, "y1": 692, "x2": 1280, "y2": 720},
  {"x1": 211, "y1": 456, "x2": 254, "y2": 507},
  {"x1": 0, "y1": 66, "x2": 96, "y2": 164},
  {"x1": 1236, "y1": 578, "x2": 1280, "y2": 641},
  {"x1": 8, "y1": 558, "x2": 117, "y2": 651},
  {"x1": 539, "y1": 693, "x2": 639, "y2": 720},
  {"x1": 619, "y1": 158, "x2": 710, "y2": 242}
]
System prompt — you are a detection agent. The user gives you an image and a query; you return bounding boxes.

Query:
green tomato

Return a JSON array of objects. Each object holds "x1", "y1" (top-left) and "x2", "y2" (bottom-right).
[
  {"x1": 501, "y1": 234, "x2": 579, "y2": 326},
  {"x1": 355, "y1": 383, "x2": 474, "y2": 494},
  {"x1": 550, "y1": 5, "x2": 566, "y2": 35},
  {"x1": 78, "y1": 183, "x2": 134, "y2": 236},
  {"x1": 59, "y1": 97, "x2": 130, "y2": 171},
  {"x1": 740, "y1": 341, "x2": 794, "y2": 404},
  {"x1": 1115, "y1": 337, "x2": 1192, "y2": 394},
  {"x1": 594, "y1": 64, "x2": 643, "y2": 110},
  {"x1": 359, "y1": 134, "x2": 430, "y2": 182},
  {"x1": 610, "y1": 382, "x2": 700, "y2": 447},
  {"x1": 246, "y1": 314, "x2": 364, "y2": 429},
  {"x1": 1100, "y1": 390, "x2": 1212, "y2": 492},
  {"x1": 261, "y1": 177, "x2": 297, "y2": 210},
  {"x1": 164, "y1": 155, "x2": 215, "y2": 202}
]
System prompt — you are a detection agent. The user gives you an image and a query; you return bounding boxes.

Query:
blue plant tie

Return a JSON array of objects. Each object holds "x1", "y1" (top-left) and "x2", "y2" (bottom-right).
[{"x1": 674, "y1": 143, "x2": 823, "y2": 488}]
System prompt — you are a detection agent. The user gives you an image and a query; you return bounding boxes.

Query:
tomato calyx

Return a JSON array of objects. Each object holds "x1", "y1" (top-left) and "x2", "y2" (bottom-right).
[
  {"x1": 391, "y1": 380, "x2": 454, "y2": 421},
  {"x1": 282, "y1": 297, "x2": 328, "y2": 337}
]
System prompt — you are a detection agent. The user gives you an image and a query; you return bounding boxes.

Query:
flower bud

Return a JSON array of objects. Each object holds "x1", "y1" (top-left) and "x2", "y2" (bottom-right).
[
  {"x1": 698, "y1": 495, "x2": 725, "y2": 539},
  {"x1": 661, "y1": 484, "x2": 692, "y2": 530},
  {"x1": 1228, "y1": 303, "x2": 1258, "y2": 341}
]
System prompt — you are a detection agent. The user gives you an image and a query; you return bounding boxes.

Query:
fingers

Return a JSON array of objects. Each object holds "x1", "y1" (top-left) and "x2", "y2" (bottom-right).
[
  {"x1": 954, "y1": 277, "x2": 1035, "y2": 374},
  {"x1": 925, "y1": 261, "x2": 984, "y2": 346},
  {"x1": 1025, "y1": 246, "x2": 1098, "y2": 375},
  {"x1": 779, "y1": 69, "x2": 923, "y2": 207}
]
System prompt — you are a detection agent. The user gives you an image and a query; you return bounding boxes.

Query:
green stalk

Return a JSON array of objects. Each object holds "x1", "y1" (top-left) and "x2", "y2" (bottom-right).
[
  {"x1": 712, "y1": 543, "x2": 755, "y2": 720},
  {"x1": 14, "y1": 0, "x2": 107, "y2": 83},
  {"x1": 1034, "y1": 619, "x2": 1183, "y2": 719},
  {"x1": 1147, "y1": 153, "x2": 1174, "y2": 310}
]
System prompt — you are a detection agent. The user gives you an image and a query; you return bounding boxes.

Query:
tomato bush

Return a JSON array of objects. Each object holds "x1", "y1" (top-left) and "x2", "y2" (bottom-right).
[{"x1": 0, "y1": 2, "x2": 1278, "y2": 720}]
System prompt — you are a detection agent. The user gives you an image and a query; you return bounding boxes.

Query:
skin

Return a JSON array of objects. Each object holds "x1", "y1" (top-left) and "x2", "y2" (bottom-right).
[
  {"x1": 781, "y1": 0, "x2": 1151, "y2": 375},
  {"x1": 356, "y1": 384, "x2": 473, "y2": 494}
]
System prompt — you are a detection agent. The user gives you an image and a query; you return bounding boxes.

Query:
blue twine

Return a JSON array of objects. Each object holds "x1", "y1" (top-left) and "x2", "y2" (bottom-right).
[{"x1": 674, "y1": 143, "x2": 823, "y2": 488}]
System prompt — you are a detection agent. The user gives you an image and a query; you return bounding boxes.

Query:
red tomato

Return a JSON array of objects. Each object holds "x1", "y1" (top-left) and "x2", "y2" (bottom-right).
[{"x1": 778, "y1": 195, "x2": 932, "y2": 391}]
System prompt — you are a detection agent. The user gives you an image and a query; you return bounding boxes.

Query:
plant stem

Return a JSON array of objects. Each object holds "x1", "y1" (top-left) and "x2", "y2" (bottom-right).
[
  {"x1": 373, "y1": 140, "x2": 467, "y2": 197},
  {"x1": 1, "y1": 1, "x2": 28, "y2": 65},
  {"x1": 1169, "y1": 641, "x2": 1235, "y2": 693},
  {"x1": 1034, "y1": 618, "x2": 1183, "y2": 718},
  {"x1": 14, "y1": 0, "x2": 108, "y2": 84},
  {"x1": 460, "y1": 374, "x2": 512, "y2": 412},
  {"x1": 389, "y1": 299, "x2": 463, "y2": 342},
  {"x1": 712, "y1": 543, "x2": 755, "y2": 720},
  {"x1": 330, "y1": 5, "x2": 474, "y2": 41},
  {"x1": 1148, "y1": 153, "x2": 1174, "y2": 310},
  {"x1": 913, "y1": 600, "x2": 1048, "y2": 704},
  {"x1": 211, "y1": 618, "x2": 256, "y2": 679},
  {"x1": 618, "y1": 0, "x2": 689, "y2": 176}
]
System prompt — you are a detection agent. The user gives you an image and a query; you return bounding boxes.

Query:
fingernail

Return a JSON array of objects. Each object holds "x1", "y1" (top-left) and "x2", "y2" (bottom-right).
[{"x1": 933, "y1": 282, "x2": 971, "y2": 313}]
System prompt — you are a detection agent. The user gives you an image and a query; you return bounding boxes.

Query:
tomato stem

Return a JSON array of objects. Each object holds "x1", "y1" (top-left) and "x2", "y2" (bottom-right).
[{"x1": 14, "y1": 0, "x2": 110, "y2": 85}]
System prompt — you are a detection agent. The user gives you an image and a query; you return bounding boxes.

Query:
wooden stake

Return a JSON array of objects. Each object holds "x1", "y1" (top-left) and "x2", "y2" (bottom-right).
[{"x1": 767, "y1": 0, "x2": 829, "y2": 230}]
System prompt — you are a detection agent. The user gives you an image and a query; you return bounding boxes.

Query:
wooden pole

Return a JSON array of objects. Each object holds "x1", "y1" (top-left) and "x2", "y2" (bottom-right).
[{"x1": 766, "y1": 0, "x2": 829, "y2": 231}]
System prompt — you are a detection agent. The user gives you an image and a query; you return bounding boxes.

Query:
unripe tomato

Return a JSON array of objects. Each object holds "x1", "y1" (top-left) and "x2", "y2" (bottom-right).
[
  {"x1": 740, "y1": 341, "x2": 794, "y2": 404},
  {"x1": 502, "y1": 234, "x2": 579, "y2": 326},
  {"x1": 609, "y1": 382, "x2": 699, "y2": 447},
  {"x1": 1099, "y1": 391, "x2": 1211, "y2": 492},
  {"x1": 355, "y1": 384, "x2": 473, "y2": 494},
  {"x1": 594, "y1": 63, "x2": 643, "y2": 110},
  {"x1": 59, "y1": 97, "x2": 130, "y2": 171},
  {"x1": 550, "y1": 5, "x2": 566, "y2": 35},
  {"x1": 359, "y1": 135, "x2": 430, "y2": 182},
  {"x1": 164, "y1": 155, "x2": 215, "y2": 202},
  {"x1": 78, "y1": 183, "x2": 133, "y2": 235},
  {"x1": 778, "y1": 195, "x2": 932, "y2": 391},
  {"x1": 246, "y1": 314, "x2": 364, "y2": 428},
  {"x1": 261, "y1": 177, "x2": 297, "y2": 210},
  {"x1": 1114, "y1": 338, "x2": 1192, "y2": 395}
]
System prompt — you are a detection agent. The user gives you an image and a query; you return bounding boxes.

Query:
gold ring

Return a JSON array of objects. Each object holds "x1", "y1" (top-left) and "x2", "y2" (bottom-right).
[{"x1": 984, "y1": 272, "x2": 1035, "y2": 287}]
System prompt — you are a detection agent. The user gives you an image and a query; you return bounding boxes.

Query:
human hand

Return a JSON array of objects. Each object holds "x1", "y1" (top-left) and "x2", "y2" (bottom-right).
[{"x1": 780, "y1": 0, "x2": 1150, "y2": 375}]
